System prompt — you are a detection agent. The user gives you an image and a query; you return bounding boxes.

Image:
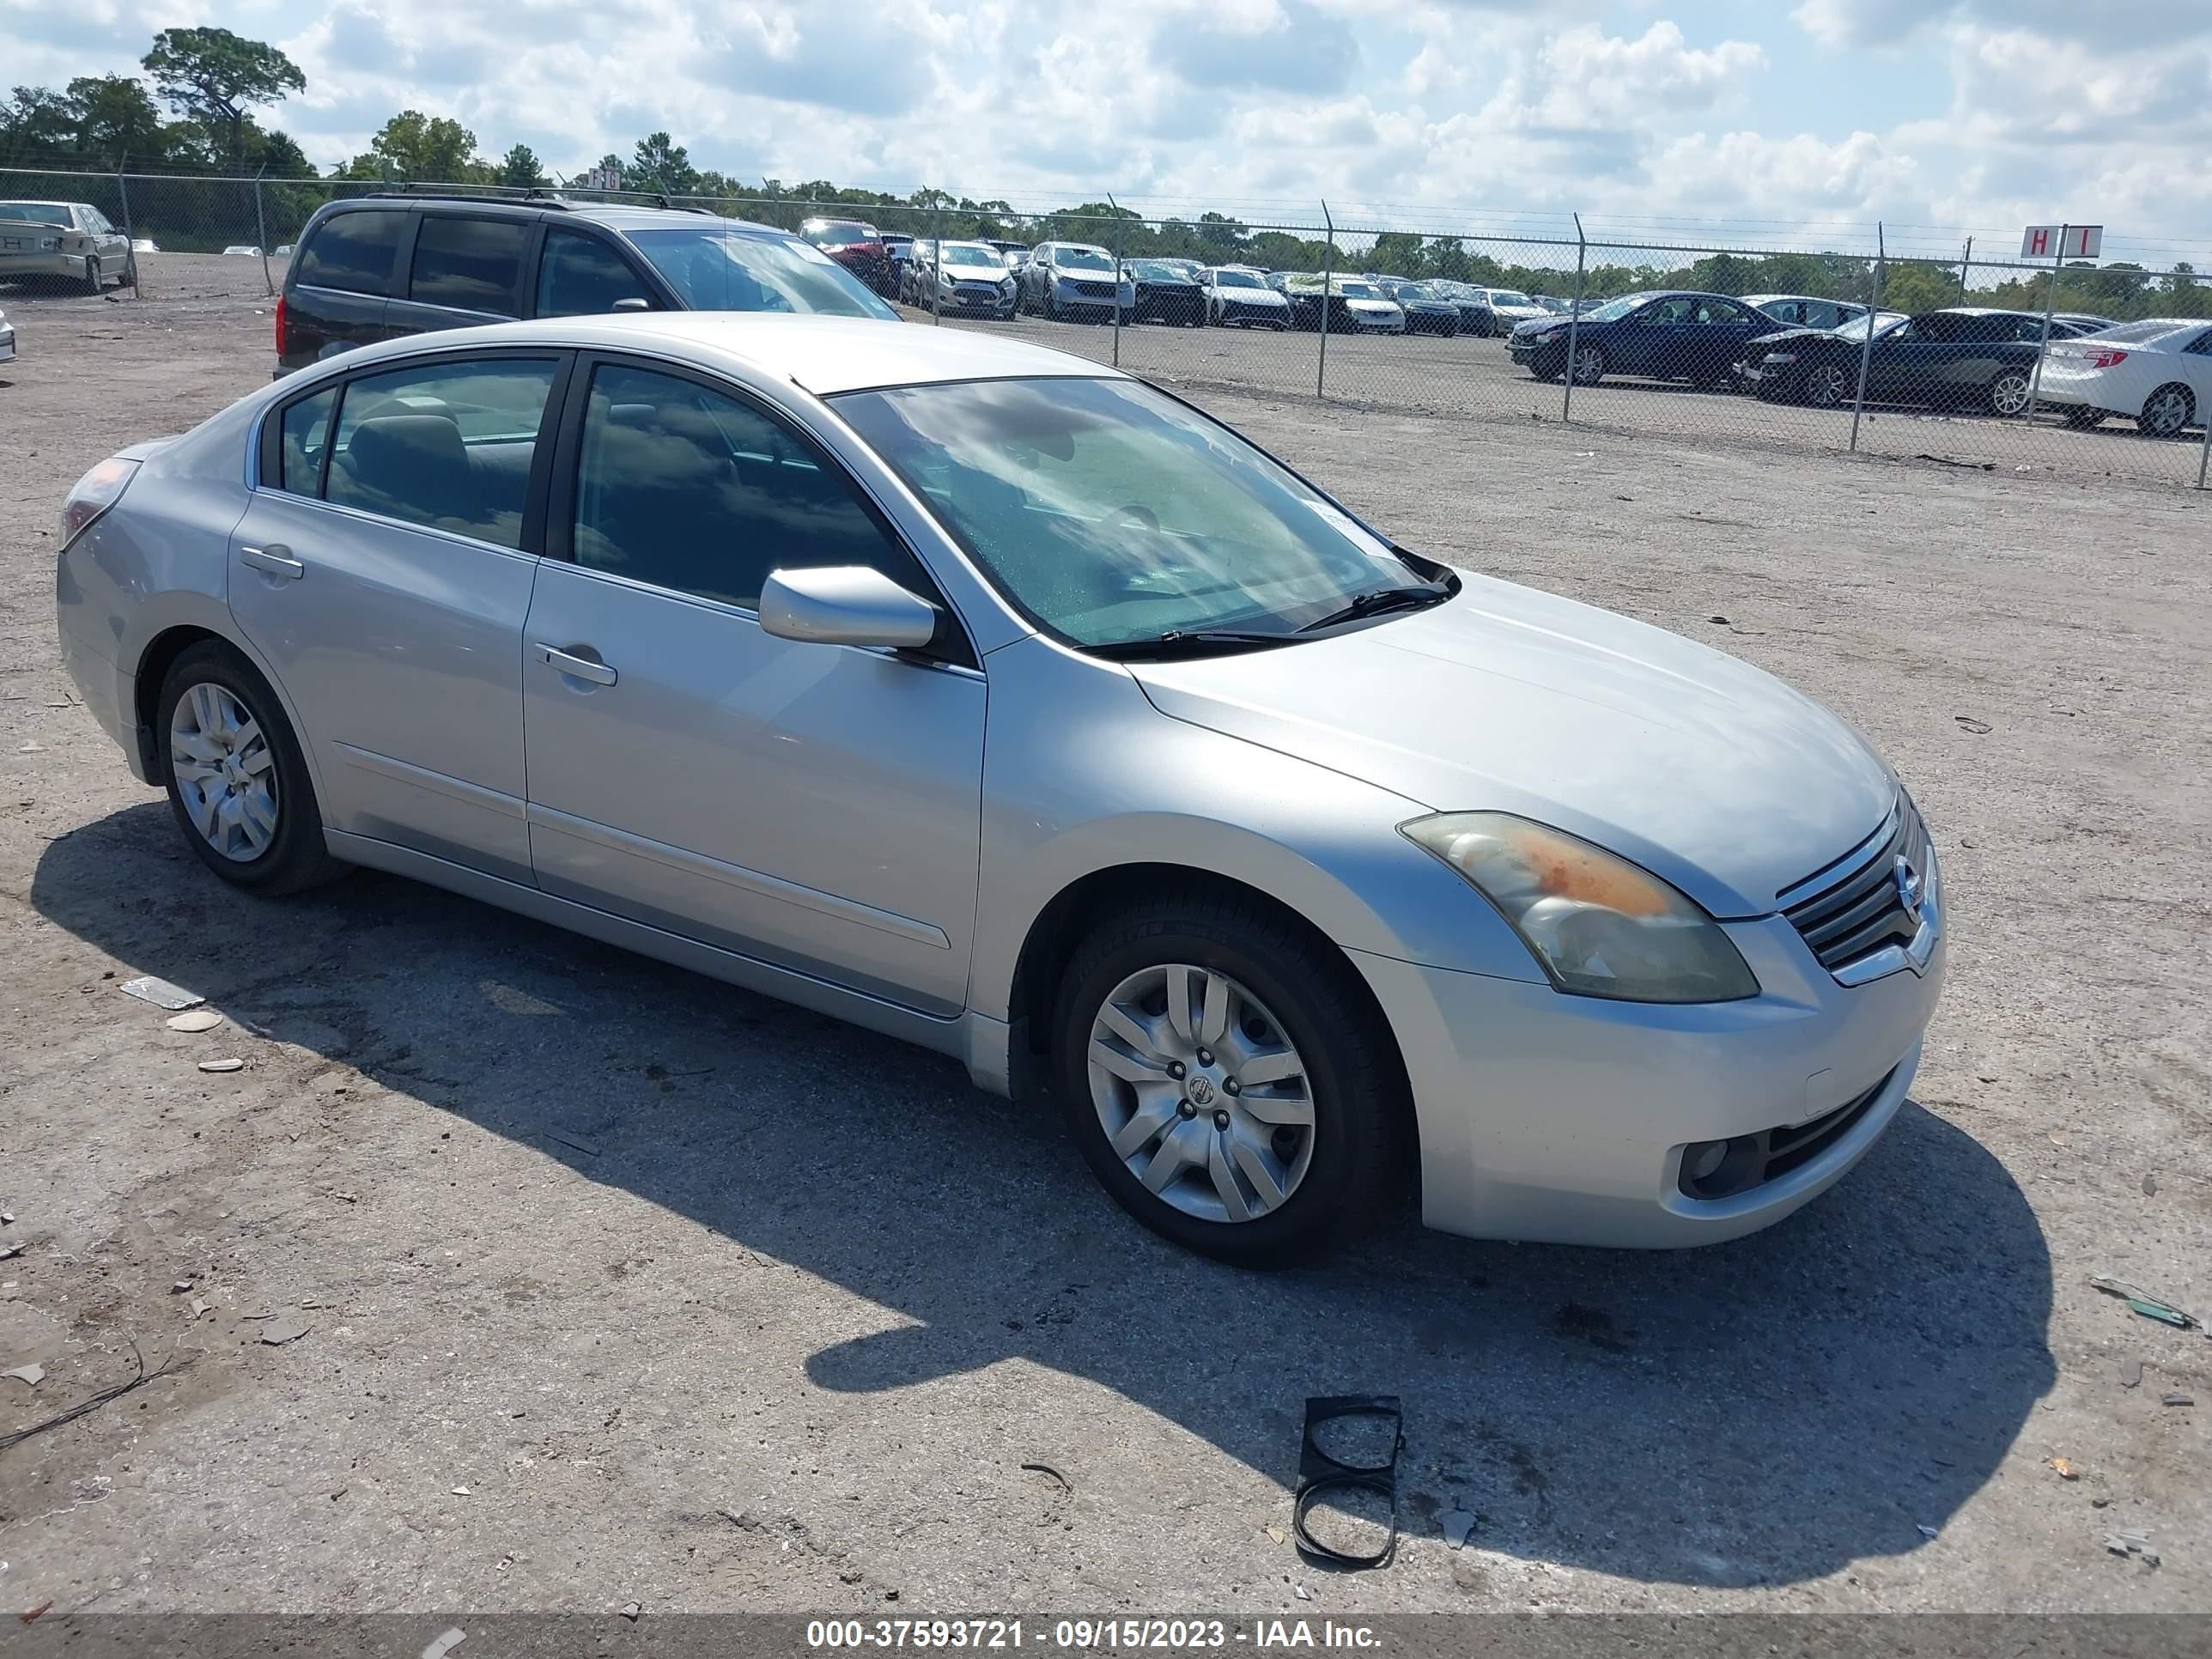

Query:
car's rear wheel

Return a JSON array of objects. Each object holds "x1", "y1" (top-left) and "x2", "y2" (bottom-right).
[
  {"x1": 82, "y1": 256, "x2": 102, "y2": 295},
  {"x1": 2138, "y1": 382, "x2": 2194, "y2": 439},
  {"x1": 1571, "y1": 343, "x2": 1606, "y2": 386},
  {"x1": 1988, "y1": 368, "x2": 2033, "y2": 417},
  {"x1": 1804, "y1": 362, "x2": 1850, "y2": 408},
  {"x1": 2062, "y1": 406, "x2": 2106, "y2": 429},
  {"x1": 157, "y1": 641, "x2": 345, "y2": 895},
  {"x1": 1052, "y1": 891, "x2": 1407, "y2": 1266}
]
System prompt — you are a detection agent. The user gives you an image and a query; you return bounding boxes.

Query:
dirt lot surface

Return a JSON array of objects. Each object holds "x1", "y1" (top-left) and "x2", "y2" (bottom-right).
[{"x1": 0, "y1": 289, "x2": 2206, "y2": 1620}]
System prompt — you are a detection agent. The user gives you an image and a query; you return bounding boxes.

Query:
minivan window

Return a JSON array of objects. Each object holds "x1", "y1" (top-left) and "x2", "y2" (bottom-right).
[
  {"x1": 625, "y1": 228, "x2": 896, "y2": 318},
  {"x1": 295, "y1": 210, "x2": 406, "y2": 295},
  {"x1": 569, "y1": 363, "x2": 931, "y2": 611},
  {"x1": 537, "y1": 229, "x2": 648, "y2": 317},
  {"x1": 409, "y1": 216, "x2": 529, "y2": 315},
  {"x1": 325, "y1": 359, "x2": 558, "y2": 549}
]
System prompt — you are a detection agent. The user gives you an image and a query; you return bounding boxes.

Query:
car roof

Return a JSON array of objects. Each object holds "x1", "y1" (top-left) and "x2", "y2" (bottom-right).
[
  {"x1": 327, "y1": 312, "x2": 1132, "y2": 397},
  {"x1": 312, "y1": 194, "x2": 793, "y2": 239}
]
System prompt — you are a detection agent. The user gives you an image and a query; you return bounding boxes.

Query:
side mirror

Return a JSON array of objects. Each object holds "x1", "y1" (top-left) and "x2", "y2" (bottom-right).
[
  {"x1": 758, "y1": 566, "x2": 939, "y2": 652},
  {"x1": 611, "y1": 296, "x2": 650, "y2": 313}
]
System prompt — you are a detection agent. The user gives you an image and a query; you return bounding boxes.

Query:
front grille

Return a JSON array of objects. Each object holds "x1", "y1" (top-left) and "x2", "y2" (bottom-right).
[
  {"x1": 1780, "y1": 804, "x2": 1929, "y2": 976},
  {"x1": 1072, "y1": 280, "x2": 1114, "y2": 299},
  {"x1": 1677, "y1": 1070, "x2": 1893, "y2": 1200}
]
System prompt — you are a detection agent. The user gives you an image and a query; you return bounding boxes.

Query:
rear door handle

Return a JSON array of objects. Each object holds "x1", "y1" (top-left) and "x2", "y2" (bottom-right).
[
  {"x1": 240, "y1": 543, "x2": 304, "y2": 579},
  {"x1": 536, "y1": 643, "x2": 618, "y2": 687}
]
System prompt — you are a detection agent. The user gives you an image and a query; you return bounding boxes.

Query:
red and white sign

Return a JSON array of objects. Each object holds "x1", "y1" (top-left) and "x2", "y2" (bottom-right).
[{"x1": 2021, "y1": 224, "x2": 2103, "y2": 259}]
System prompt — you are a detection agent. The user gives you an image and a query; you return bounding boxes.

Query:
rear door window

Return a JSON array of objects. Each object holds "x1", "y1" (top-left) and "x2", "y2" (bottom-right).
[
  {"x1": 295, "y1": 210, "x2": 406, "y2": 295},
  {"x1": 278, "y1": 386, "x2": 337, "y2": 495},
  {"x1": 325, "y1": 358, "x2": 560, "y2": 549},
  {"x1": 536, "y1": 229, "x2": 650, "y2": 317},
  {"x1": 410, "y1": 216, "x2": 530, "y2": 315}
]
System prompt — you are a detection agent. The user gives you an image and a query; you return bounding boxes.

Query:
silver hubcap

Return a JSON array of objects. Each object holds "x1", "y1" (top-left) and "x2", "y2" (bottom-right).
[
  {"x1": 2147, "y1": 389, "x2": 2189, "y2": 435},
  {"x1": 1809, "y1": 365, "x2": 1847, "y2": 406},
  {"x1": 169, "y1": 683, "x2": 278, "y2": 861},
  {"x1": 1572, "y1": 348, "x2": 1602, "y2": 384},
  {"x1": 1087, "y1": 963, "x2": 1315, "y2": 1224},
  {"x1": 1992, "y1": 374, "x2": 2031, "y2": 416}
]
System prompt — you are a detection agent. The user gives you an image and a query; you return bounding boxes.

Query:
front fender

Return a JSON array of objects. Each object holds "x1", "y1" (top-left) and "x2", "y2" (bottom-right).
[{"x1": 968, "y1": 635, "x2": 1544, "y2": 1022}]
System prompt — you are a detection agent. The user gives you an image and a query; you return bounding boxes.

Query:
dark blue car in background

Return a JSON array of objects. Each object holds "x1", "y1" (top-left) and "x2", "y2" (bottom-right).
[{"x1": 1509, "y1": 289, "x2": 1772, "y2": 389}]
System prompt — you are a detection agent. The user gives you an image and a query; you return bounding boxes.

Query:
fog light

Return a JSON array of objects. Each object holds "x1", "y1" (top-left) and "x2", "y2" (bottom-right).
[{"x1": 1685, "y1": 1140, "x2": 1729, "y2": 1182}]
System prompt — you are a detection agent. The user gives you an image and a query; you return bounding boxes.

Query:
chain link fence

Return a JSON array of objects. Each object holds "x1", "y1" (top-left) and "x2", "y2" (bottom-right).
[{"x1": 9, "y1": 167, "x2": 2212, "y2": 490}]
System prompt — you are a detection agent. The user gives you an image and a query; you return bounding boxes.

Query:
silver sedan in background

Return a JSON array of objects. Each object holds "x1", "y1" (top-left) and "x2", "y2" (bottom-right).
[{"x1": 55, "y1": 313, "x2": 1942, "y2": 1264}]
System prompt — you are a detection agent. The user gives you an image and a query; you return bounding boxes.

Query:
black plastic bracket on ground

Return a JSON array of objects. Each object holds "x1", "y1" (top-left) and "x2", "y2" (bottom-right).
[{"x1": 1291, "y1": 1394, "x2": 1404, "y2": 1570}]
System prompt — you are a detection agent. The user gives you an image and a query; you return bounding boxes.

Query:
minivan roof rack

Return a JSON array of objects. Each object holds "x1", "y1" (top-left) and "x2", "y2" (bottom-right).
[{"x1": 362, "y1": 185, "x2": 577, "y2": 211}]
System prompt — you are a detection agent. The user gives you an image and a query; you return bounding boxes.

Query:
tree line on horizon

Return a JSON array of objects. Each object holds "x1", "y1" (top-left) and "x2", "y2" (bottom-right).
[{"x1": 3, "y1": 26, "x2": 2206, "y2": 319}]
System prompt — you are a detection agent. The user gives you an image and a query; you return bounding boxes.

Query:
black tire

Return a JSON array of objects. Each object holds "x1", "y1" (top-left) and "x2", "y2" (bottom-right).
[
  {"x1": 2062, "y1": 406, "x2": 2106, "y2": 429},
  {"x1": 2138, "y1": 382, "x2": 2194, "y2": 439},
  {"x1": 82, "y1": 257, "x2": 102, "y2": 295},
  {"x1": 1051, "y1": 888, "x2": 1408, "y2": 1267},
  {"x1": 156, "y1": 640, "x2": 346, "y2": 896}
]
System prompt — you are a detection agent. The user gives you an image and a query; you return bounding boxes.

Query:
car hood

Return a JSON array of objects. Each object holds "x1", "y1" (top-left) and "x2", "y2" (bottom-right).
[
  {"x1": 1344, "y1": 298, "x2": 1398, "y2": 313},
  {"x1": 1510, "y1": 315, "x2": 1570, "y2": 337},
  {"x1": 1053, "y1": 267, "x2": 1121, "y2": 283},
  {"x1": 1212, "y1": 284, "x2": 1286, "y2": 302},
  {"x1": 1127, "y1": 576, "x2": 1896, "y2": 918}
]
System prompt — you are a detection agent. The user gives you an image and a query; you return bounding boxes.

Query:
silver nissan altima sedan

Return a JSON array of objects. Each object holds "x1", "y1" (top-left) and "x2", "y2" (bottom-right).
[{"x1": 54, "y1": 313, "x2": 1944, "y2": 1265}]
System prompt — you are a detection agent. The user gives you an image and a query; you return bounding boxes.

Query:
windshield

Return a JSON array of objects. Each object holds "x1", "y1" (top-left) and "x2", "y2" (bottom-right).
[
  {"x1": 941, "y1": 244, "x2": 1000, "y2": 269},
  {"x1": 1832, "y1": 310, "x2": 1910, "y2": 342},
  {"x1": 1491, "y1": 291, "x2": 1534, "y2": 307},
  {"x1": 831, "y1": 378, "x2": 1437, "y2": 648},
  {"x1": 627, "y1": 229, "x2": 896, "y2": 318},
  {"x1": 1338, "y1": 282, "x2": 1382, "y2": 299},
  {"x1": 1212, "y1": 270, "x2": 1261, "y2": 289},
  {"x1": 1056, "y1": 247, "x2": 1114, "y2": 272},
  {"x1": 1580, "y1": 293, "x2": 1652, "y2": 323}
]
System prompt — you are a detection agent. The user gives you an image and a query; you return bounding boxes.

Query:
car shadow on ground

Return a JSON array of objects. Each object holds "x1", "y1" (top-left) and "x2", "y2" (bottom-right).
[{"x1": 33, "y1": 800, "x2": 2056, "y2": 1591}]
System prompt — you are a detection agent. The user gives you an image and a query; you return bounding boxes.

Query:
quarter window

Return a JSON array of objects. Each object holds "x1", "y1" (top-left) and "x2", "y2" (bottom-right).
[
  {"x1": 537, "y1": 229, "x2": 648, "y2": 317},
  {"x1": 295, "y1": 210, "x2": 405, "y2": 295},
  {"x1": 277, "y1": 386, "x2": 336, "y2": 495},
  {"x1": 568, "y1": 363, "x2": 933, "y2": 614},
  {"x1": 410, "y1": 216, "x2": 529, "y2": 315},
  {"x1": 324, "y1": 359, "x2": 558, "y2": 548}
]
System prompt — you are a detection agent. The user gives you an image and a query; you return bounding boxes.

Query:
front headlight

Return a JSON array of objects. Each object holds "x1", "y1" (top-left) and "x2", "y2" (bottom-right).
[
  {"x1": 1401, "y1": 812, "x2": 1759, "y2": 1003},
  {"x1": 1763, "y1": 351, "x2": 1798, "y2": 364}
]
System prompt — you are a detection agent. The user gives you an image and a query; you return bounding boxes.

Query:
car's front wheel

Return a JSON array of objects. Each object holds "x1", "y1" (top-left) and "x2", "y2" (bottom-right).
[
  {"x1": 157, "y1": 641, "x2": 345, "y2": 895},
  {"x1": 1804, "y1": 362, "x2": 1851, "y2": 408},
  {"x1": 1571, "y1": 343, "x2": 1607, "y2": 386},
  {"x1": 1988, "y1": 368, "x2": 2033, "y2": 417},
  {"x1": 1052, "y1": 891, "x2": 1407, "y2": 1266}
]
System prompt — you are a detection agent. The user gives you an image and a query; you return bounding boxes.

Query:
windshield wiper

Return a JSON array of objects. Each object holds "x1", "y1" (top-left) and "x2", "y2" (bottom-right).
[
  {"x1": 1296, "y1": 581, "x2": 1453, "y2": 634},
  {"x1": 1085, "y1": 628, "x2": 1302, "y2": 661}
]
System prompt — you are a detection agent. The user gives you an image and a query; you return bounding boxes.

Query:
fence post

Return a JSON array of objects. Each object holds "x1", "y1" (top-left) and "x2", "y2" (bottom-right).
[
  {"x1": 1109, "y1": 195, "x2": 1123, "y2": 367},
  {"x1": 1317, "y1": 200, "x2": 1334, "y2": 399},
  {"x1": 1562, "y1": 213, "x2": 1587, "y2": 422},
  {"x1": 114, "y1": 162, "x2": 137, "y2": 294},
  {"x1": 2026, "y1": 223, "x2": 2066, "y2": 426},
  {"x1": 2198, "y1": 396, "x2": 2212, "y2": 489},
  {"x1": 932, "y1": 202, "x2": 944, "y2": 325},
  {"x1": 253, "y1": 165, "x2": 274, "y2": 298},
  {"x1": 1957, "y1": 235, "x2": 1972, "y2": 301},
  {"x1": 1849, "y1": 222, "x2": 1884, "y2": 454}
]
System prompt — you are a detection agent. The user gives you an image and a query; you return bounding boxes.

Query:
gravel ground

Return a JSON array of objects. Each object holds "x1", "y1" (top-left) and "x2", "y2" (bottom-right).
[{"x1": 0, "y1": 289, "x2": 2206, "y2": 1620}]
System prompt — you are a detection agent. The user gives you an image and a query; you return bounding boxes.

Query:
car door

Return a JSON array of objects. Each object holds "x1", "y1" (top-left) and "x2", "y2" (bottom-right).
[
  {"x1": 1867, "y1": 314, "x2": 1945, "y2": 403},
  {"x1": 228, "y1": 349, "x2": 569, "y2": 882},
  {"x1": 1617, "y1": 297, "x2": 1689, "y2": 375},
  {"x1": 386, "y1": 211, "x2": 532, "y2": 337},
  {"x1": 520, "y1": 356, "x2": 986, "y2": 1014}
]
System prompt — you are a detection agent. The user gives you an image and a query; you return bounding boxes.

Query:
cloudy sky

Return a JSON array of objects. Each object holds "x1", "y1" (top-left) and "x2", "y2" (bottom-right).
[{"x1": 9, "y1": 0, "x2": 2210, "y2": 261}]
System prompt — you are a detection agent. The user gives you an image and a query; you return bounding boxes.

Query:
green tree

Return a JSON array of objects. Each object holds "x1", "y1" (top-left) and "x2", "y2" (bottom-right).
[
  {"x1": 0, "y1": 84, "x2": 82, "y2": 165},
  {"x1": 142, "y1": 26, "x2": 305, "y2": 171},
  {"x1": 343, "y1": 110, "x2": 480, "y2": 182},
  {"x1": 64, "y1": 74, "x2": 168, "y2": 167},
  {"x1": 497, "y1": 143, "x2": 546, "y2": 189},
  {"x1": 1366, "y1": 231, "x2": 1425, "y2": 275},
  {"x1": 1195, "y1": 210, "x2": 1247, "y2": 254},
  {"x1": 629, "y1": 131, "x2": 698, "y2": 194}
]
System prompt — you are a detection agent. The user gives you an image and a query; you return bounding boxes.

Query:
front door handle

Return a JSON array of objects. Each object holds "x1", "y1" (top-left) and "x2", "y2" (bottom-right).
[
  {"x1": 240, "y1": 543, "x2": 304, "y2": 579},
  {"x1": 536, "y1": 643, "x2": 618, "y2": 687}
]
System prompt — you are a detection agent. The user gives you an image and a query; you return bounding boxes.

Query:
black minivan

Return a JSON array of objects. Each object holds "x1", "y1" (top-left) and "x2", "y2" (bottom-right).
[{"x1": 276, "y1": 193, "x2": 899, "y2": 373}]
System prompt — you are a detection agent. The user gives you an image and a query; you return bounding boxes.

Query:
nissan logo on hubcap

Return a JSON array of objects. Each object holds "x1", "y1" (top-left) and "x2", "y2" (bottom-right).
[{"x1": 1187, "y1": 1077, "x2": 1216, "y2": 1107}]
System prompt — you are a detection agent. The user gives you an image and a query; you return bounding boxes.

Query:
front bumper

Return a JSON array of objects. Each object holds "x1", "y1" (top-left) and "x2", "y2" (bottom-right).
[
  {"x1": 1351, "y1": 902, "x2": 1945, "y2": 1248},
  {"x1": 1509, "y1": 337, "x2": 1567, "y2": 368}
]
